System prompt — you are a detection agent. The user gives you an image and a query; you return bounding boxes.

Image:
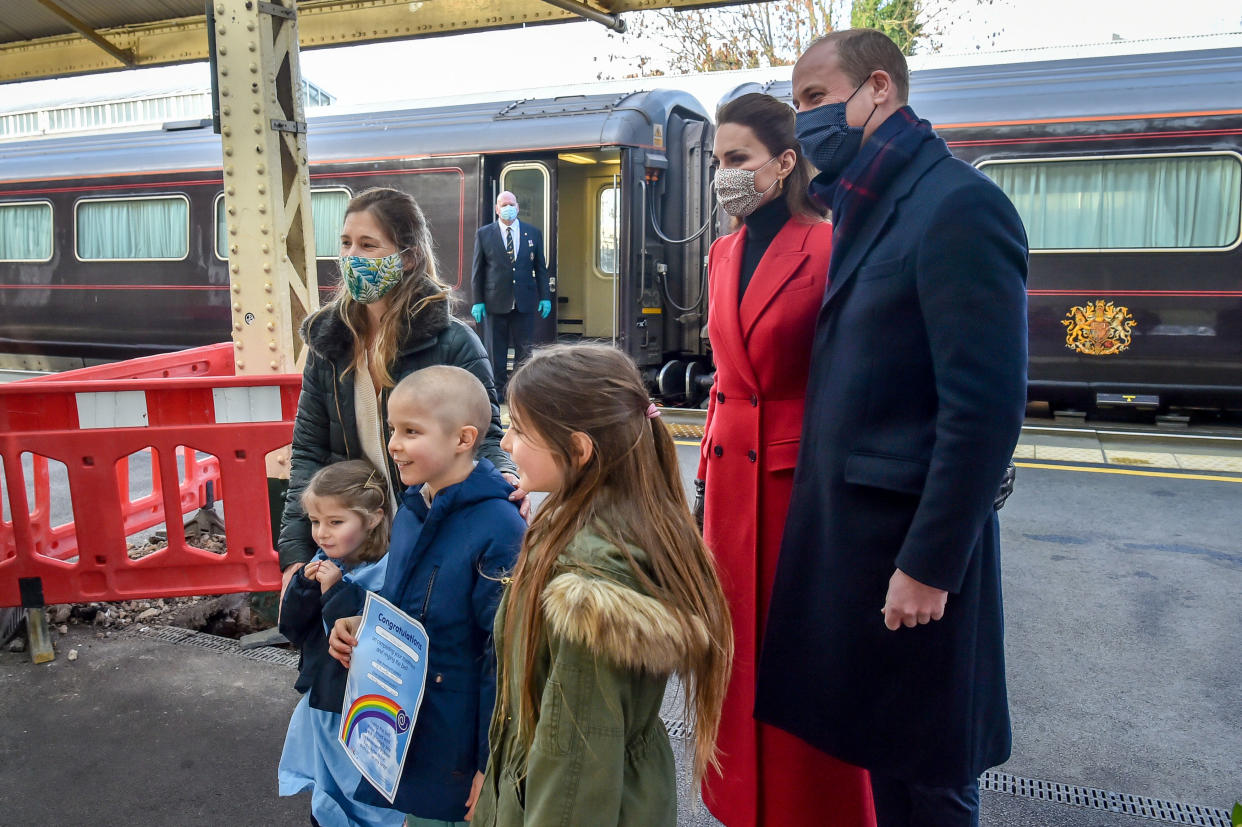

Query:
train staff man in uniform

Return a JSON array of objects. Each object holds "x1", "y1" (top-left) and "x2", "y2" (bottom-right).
[
  {"x1": 470, "y1": 191, "x2": 551, "y2": 393},
  {"x1": 755, "y1": 29, "x2": 1029, "y2": 827}
]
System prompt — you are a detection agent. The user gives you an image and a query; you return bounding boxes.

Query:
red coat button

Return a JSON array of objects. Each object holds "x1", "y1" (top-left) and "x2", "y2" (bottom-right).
[{"x1": 714, "y1": 445, "x2": 723, "y2": 457}]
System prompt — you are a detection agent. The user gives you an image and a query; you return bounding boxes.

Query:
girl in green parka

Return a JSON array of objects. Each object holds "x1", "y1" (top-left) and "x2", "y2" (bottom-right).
[{"x1": 471, "y1": 343, "x2": 734, "y2": 827}]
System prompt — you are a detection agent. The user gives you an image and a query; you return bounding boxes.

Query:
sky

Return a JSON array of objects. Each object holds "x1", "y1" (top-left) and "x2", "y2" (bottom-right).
[{"x1": 1, "y1": 0, "x2": 1238, "y2": 113}]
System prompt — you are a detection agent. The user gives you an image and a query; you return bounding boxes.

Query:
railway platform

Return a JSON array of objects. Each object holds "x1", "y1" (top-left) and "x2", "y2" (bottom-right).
[{"x1": 2, "y1": 439, "x2": 1239, "y2": 826}]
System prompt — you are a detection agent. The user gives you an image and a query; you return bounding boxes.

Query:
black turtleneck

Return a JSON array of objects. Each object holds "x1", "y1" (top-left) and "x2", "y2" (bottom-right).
[{"x1": 739, "y1": 196, "x2": 791, "y2": 301}]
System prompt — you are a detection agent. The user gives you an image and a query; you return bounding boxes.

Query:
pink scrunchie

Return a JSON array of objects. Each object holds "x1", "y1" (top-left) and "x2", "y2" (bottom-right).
[{"x1": 645, "y1": 402, "x2": 661, "y2": 420}]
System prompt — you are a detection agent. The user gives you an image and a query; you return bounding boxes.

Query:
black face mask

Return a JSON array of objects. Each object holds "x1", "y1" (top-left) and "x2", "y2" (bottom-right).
[{"x1": 795, "y1": 77, "x2": 876, "y2": 181}]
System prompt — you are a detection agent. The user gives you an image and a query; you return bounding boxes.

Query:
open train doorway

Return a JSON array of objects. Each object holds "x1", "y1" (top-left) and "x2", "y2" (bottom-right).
[{"x1": 553, "y1": 149, "x2": 623, "y2": 347}]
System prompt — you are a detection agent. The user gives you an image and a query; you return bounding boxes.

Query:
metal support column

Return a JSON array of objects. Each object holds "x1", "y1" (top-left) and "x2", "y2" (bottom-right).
[{"x1": 212, "y1": 0, "x2": 319, "y2": 375}]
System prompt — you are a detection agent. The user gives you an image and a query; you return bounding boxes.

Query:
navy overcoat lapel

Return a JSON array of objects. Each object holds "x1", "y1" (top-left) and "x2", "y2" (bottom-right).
[{"x1": 821, "y1": 141, "x2": 949, "y2": 311}]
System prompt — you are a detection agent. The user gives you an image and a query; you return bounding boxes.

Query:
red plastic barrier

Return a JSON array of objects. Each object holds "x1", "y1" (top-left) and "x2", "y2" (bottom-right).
[
  {"x1": 15, "y1": 344, "x2": 236, "y2": 559},
  {"x1": 0, "y1": 352, "x2": 300, "y2": 607}
]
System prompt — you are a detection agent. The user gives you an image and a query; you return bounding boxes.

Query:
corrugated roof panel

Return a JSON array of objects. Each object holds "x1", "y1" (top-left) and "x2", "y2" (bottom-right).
[{"x1": 0, "y1": 1, "x2": 204, "y2": 40}]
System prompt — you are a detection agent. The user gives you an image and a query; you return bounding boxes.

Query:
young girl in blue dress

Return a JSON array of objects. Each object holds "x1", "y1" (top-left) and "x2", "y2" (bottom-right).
[{"x1": 277, "y1": 459, "x2": 404, "y2": 827}]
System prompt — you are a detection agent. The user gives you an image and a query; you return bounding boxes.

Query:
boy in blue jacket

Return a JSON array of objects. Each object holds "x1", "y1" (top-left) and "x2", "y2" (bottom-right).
[{"x1": 329, "y1": 364, "x2": 525, "y2": 826}]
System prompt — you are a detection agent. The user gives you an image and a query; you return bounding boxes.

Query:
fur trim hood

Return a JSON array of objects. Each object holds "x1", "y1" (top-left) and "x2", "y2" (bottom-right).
[
  {"x1": 541, "y1": 545, "x2": 712, "y2": 677},
  {"x1": 300, "y1": 278, "x2": 451, "y2": 362}
]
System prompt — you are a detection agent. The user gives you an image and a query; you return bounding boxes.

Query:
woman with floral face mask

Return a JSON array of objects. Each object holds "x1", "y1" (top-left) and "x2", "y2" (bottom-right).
[
  {"x1": 698, "y1": 94, "x2": 876, "y2": 827},
  {"x1": 278, "y1": 187, "x2": 520, "y2": 596}
]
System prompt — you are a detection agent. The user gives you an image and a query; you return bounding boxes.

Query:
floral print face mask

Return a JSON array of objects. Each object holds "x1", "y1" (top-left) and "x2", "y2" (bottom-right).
[{"x1": 339, "y1": 250, "x2": 407, "y2": 303}]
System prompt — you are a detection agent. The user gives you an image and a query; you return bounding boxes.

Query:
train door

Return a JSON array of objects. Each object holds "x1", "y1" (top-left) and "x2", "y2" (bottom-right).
[
  {"x1": 551, "y1": 150, "x2": 623, "y2": 347},
  {"x1": 496, "y1": 161, "x2": 557, "y2": 343}
]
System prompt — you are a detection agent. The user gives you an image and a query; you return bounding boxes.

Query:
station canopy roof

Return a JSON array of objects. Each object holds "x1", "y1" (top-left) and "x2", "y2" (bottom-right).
[{"x1": 0, "y1": 0, "x2": 740, "y2": 84}]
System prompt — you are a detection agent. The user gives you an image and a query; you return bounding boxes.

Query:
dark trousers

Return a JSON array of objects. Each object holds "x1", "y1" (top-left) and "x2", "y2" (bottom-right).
[
  {"x1": 486, "y1": 309, "x2": 534, "y2": 393},
  {"x1": 870, "y1": 774, "x2": 980, "y2": 827}
]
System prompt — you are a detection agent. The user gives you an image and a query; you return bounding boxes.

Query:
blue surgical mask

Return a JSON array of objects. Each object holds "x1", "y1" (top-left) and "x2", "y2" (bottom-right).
[
  {"x1": 498, "y1": 205, "x2": 518, "y2": 222},
  {"x1": 340, "y1": 250, "x2": 406, "y2": 303},
  {"x1": 795, "y1": 77, "x2": 875, "y2": 181}
]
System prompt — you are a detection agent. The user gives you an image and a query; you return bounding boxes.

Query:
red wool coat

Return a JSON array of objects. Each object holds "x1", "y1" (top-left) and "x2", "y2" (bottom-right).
[{"x1": 699, "y1": 217, "x2": 875, "y2": 827}]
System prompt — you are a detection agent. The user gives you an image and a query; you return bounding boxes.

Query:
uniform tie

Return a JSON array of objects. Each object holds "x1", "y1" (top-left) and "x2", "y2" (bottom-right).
[{"x1": 505, "y1": 226, "x2": 515, "y2": 264}]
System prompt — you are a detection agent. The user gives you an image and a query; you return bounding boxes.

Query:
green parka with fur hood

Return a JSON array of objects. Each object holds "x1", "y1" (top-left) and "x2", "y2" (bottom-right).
[{"x1": 473, "y1": 524, "x2": 710, "y2": 827}]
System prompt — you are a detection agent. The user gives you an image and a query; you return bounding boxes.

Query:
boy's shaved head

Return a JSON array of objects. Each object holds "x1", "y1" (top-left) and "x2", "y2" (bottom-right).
[{"x1": 391, "y1": 365, "x2": 491, "y2": 451}]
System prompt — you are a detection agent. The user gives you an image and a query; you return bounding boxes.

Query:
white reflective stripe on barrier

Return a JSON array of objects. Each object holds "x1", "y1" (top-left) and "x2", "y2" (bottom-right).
[
  {"x1": 212, "y1": 386, "x2": 282, "y2": 423},
  {"x1": 75, "y1": 390, "x2": 149, "y2": 429}
]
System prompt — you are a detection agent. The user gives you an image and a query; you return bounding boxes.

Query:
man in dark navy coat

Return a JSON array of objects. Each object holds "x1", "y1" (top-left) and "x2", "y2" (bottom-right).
[
  {"x1": 754, "y1": 30, "x2": 1028, "y2": 826},
  {"x1": 470, "y1": 191, "x2": 551, "y2": 393}
]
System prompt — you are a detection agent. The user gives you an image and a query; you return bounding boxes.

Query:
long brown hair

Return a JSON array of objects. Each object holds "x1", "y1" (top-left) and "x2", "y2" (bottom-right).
[
  {"x1": 301, "y1": 459, "x2": 391, "y2": 564},
  {"x1": 500, "y1": 343, "x2": 733, "y2": 783},
  {"x1": 717, "y1": 92, "x2": 826, "y2": 223},
  {"x1": 329, "y1": 187, "x2": 452, "y2": 387}
]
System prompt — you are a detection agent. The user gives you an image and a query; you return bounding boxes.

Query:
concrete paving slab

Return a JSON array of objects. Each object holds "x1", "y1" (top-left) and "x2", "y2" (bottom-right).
[
  {"x1": 1034, "y1": 445, "x2": 1106, "y2": 462},
  {"x1": 1175, "y1": 454, "x2": 1242, "y2": 472}
]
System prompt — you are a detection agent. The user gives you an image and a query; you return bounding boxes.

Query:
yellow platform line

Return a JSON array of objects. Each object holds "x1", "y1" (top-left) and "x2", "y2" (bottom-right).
[{"x1": 1015, "y1": 461, "x2": 1242, "y2": 484}]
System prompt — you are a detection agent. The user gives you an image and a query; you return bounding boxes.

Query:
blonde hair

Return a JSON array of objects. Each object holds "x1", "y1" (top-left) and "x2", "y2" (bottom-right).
[
  {"x1": 500, "y1": 343, "x2": 733, "y2": 784},
  {"x1": 301, "y1": 459, "x2": 391, "y2": 563},
  {"x1": 329, "y1": 187, "x2": 453, "y2": 388}
]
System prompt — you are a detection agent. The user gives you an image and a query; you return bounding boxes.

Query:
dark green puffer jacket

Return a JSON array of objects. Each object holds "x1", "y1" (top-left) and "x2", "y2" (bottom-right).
[{"x1": 277, "y1": 289, "x2": 515, "y2": 569}]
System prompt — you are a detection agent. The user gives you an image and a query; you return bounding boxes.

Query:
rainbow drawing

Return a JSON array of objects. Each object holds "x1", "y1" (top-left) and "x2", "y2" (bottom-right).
[{"x1": 341, "y1": 693, "x2": 408, "y2": 745}]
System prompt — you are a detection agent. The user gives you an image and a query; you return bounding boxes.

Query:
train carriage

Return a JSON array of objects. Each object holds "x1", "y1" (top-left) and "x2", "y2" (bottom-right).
[
  {"x1": 0, "y1": 88, "x2": 714, "y2": 383},
  {"x1": 724, "y1": 45, "x2": 1242, "y2": 412}
]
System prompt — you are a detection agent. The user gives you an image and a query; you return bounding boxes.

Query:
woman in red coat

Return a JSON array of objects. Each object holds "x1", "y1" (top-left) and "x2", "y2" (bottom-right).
[{"x1": 698, "y1": 93, "x2": 875, "y2": 827}]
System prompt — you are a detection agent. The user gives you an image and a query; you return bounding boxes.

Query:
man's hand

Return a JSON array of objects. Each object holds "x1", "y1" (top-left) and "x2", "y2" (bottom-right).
[
  {"x1": 881, "y1": 568, "x2": 948, "y2": 631},
  {"x1": 328, "y1": 615, "x2": 361, "y2": 668},
  {"x1": 537, "y1": 299, "x2": 551, "y2": 319},
  {"x1": 464, "y1": 770, "x2": 485, "y2": 821},
  {"x1": 471, "y1": 303, "x2": 486, "y2": 324},
  {"x1": 501, "y1": 471, "x2": 531, "y2": 521},
  {"x1": 315, "y1": 561, "x2": 343, "y2": 593}
]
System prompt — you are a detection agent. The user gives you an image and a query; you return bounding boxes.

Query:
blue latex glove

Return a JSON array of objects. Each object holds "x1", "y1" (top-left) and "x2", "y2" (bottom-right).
[
  {"x1": 471, "y1": 303, "x2": 486, "y2": 323},
  {"x1": 538, "y1": 299, "x2": 551, "y2": 319}
]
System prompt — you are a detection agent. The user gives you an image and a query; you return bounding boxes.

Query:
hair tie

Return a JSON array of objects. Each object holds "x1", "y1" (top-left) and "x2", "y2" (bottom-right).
[{"x1": 645, "y1": 402, "x2": 661, "y2": 420}]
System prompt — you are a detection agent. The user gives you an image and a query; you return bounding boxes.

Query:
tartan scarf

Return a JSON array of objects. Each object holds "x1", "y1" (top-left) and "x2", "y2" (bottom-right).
[{"x1": 808, "y1": 106, "x2": 938, "y2": 276}]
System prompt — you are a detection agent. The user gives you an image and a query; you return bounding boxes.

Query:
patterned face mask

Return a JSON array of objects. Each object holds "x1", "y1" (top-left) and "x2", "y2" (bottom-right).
[
  {"x1": 714, "y1": 156, "x2": 779, "y2": 217},
  {"x1": 340, "y1": 250, "x2": 407, "y2": 303}
]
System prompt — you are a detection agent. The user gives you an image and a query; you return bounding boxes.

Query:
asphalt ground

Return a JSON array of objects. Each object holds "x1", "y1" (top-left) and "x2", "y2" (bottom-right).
[{"x1": 2, "y1": 440, "x2": 1240, "y2": 825}]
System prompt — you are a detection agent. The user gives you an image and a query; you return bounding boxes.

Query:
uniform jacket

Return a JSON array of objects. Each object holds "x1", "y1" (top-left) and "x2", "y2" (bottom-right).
[
  {"x1": 473, "y1": 525, "x2": 709, "y2": 827},
  {"x1": 277, "y1": 283, "x2": 515, "y2": 570},
  {"x1": 470, "y1": 220, "x2": 550, "y2": 315},
  {"x1": 349, "y1": 458, "x2": 525, "y2": 819},
  {"x1": 699, "y1": 217, "x2": 874, "y2": 826},
  {"x1": 755, "y1": 133, "x2": 1029, "y2": 786}
]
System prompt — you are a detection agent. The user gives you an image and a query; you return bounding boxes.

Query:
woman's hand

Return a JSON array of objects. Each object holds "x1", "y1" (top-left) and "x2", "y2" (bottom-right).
[
  {"x1": 315, "y1": 561, "x2": 343, "y2": 593},
  {"x1": 501, "y1": 472, "x2": 531, "y2": 521},
  {"x1": 328, "y1": 615, "x2": 361, "y2": 668},
  {"x1": 464, "y1": 770, "x2": 485, "y2": 821}
]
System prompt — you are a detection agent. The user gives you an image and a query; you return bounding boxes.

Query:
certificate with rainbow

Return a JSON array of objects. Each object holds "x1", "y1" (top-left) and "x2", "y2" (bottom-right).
[{"x1": 338, "y1": 591, "x2": 429, "y2": 803}]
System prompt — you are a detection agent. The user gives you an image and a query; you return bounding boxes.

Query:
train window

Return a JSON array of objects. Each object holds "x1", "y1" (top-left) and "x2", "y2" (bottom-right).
[
  {"x1": 212, "y1": 188, "x2": 348, "y2": 260},
  {"x1": 980, "y1": 153, "x2": 1242, "y2": 252},
  {"x1": 0, "y1": 201, "x2": 53, "y2": 262},
  {"x1": 597, "y1": 185, "x2": 619, "y2": 275},
  {"x1": 499, "y1": 163, "x2": 551, "y2": 261},
  {"x1": 311, "y1": 188, "x2": 351, "y2": 258},
  {"x1": 75, "y1": 195, "x2": 189, "y2": 261},
  {"x1": 214, "y1": 193, "x2": 227, "y2": 259}
]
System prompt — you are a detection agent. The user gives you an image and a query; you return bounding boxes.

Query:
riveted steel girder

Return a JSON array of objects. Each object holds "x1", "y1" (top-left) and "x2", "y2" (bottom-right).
[
  {"x1": 214, "y1": 0, "x2": 318, "y2": 376},
  {"x1": 0, "y1": 0, "x2": 744, "y2": 83}
]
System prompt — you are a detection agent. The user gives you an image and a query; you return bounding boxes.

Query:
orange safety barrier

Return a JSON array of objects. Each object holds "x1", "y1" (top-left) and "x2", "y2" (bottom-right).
[
  {"x1": 0, "y1": 345, "x2": 300, "y2": 607},
  {"x1": 13, "y1": 344, "x2": 239, "y2": 570}
]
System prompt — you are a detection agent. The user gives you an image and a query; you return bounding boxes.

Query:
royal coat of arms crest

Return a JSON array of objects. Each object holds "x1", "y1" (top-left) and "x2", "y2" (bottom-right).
[{"x1": 1063, "y1": 300, "x2": 1137, "y2": 355}]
